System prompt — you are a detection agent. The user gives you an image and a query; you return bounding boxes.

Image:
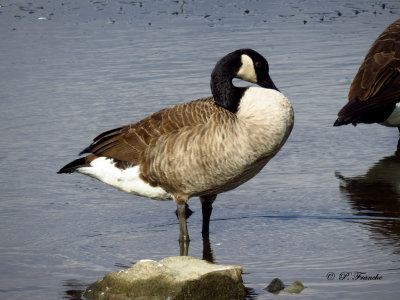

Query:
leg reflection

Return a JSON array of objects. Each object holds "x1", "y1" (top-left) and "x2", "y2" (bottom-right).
[
  {"x1": 202, "y1": 237, "x2": 215, "y2": 263},
  {"x1": 179, "y1": 239, "x2": 190, "y2": 256},
  {"x1": 176, "y1": 204, "x2": 193, "y2": 256}
]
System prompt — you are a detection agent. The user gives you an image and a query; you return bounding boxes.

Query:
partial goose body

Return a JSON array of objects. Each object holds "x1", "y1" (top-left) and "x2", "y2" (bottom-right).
[
  {"x1": 68, "y1": 91, "x2": 292, "y2": 200},
  {"x1": 58, "y1": 49, "x2": 294, "y2": 248},
  {"x1": 334, "y1": 19, "x2": 400, "y2": 132},
  {"x1": 381, "y1": 103, "x2": 400, "y2": 127}
]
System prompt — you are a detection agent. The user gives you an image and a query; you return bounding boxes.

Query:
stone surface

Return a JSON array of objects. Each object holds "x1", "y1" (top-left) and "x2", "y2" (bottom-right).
[
  {"x1": 265, "y1": 278, "x2": 305, "y2": 294},
  {"x1": 264, "y1": 278, "x2": 285, "y2": 293},
  {"x1": 84, "y1": 256, "x2": 246, "y2": 300},
  {"x1": 283, "y1": 280, "x2": 305, "y2": 294}
]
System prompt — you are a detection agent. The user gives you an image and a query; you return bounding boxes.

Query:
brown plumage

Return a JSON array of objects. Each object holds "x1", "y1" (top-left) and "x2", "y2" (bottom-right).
[
  {"x1": 81, "y1": 97, "x2": 242, "y2": 199},
  {"x1": 334, "y1": 19, "x2": 400, "y2": 127},
  {"x1": 58, "y1": 49, "x2": 294, "y2": 252},
  {"x1": 83, "y1": 98, "x2": 218, "y2": 166}
]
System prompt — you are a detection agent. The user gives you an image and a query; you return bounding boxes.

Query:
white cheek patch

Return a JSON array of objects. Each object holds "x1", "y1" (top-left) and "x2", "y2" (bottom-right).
[{"x1": 236, "y1": 54, "x2": 257, "y2": 83}]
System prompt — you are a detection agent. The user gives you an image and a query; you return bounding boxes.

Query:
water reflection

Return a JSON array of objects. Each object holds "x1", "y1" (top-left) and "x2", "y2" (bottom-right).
[
  {"x1": 179, "y1": 236, "x2": 215, "y2": 262},
  {"x1": 336, "y1": 148, "x2": 400, "y2": 252},
  {"x1": 202, "y1": 237, "x2": 215, "y2": 263},
  {"x1": 62, "y1": 279, "x2": 86, "y2": 300}
]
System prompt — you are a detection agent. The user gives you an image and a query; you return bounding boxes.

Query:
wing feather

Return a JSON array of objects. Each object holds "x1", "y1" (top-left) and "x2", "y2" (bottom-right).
[
  {"x1": 81, "y1": 97, "x2": 217, "y2": 165},
  {"x1": 336, "y1": 19, "x2": 400, "y2": 125},
  {"x1": 337, "y1": 76, "x2": 400, "y2": 124},
  {"x1": 349, "y1": 19, "x2": 400, "y2": 101}
]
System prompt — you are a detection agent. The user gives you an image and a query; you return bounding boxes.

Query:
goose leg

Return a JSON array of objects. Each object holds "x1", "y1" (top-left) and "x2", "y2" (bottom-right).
[
  {"x1": 200, "y1": 195, "x2": 217, "y2": 238},
  {"x1": 177, "y1": 203, "x2": 190, "y2": 256}
]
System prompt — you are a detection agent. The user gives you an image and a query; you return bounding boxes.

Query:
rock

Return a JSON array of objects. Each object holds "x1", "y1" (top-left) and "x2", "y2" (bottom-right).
[
  {"x1": 264, "y1": 278, "x2": 285, "y2": 293},
  {"x1": 84, "y1": 256, "x2": 246, "y2": 300},
  {"x1": 283, "y1": 280, "x2": 305, "y2": 294},
  {"x1": 264, "y1": 278, "x2": 305, "y2": 294}
]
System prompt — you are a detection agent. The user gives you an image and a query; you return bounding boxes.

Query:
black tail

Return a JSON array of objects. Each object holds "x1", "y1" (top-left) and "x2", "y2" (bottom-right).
[
  {"x1": 333, "y1": 117, "x2": 351, "y2": 127},
  {"x1": 57, "y1": 157, "x2": 88, "y2": 174}
]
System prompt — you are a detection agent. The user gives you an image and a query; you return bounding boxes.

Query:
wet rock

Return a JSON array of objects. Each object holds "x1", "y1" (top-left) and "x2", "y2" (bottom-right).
[
  {"x1": 265, "y1": 278, "x2": 305, "y2": 294},
  {"x1": 283, "y1": 280, "x2": 305, "y2": 293},
  {"x1": 84, "y1": 256, "x2": 246, "y2": 300},
  {"x1": 264, "y1": 278, "x2": 285, "y2": 293}
]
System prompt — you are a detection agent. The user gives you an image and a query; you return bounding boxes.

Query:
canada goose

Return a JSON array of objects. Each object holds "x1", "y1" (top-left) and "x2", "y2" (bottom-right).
[
  {"x1": 334, "y1": 19, "x2": 400, "y2": 133},
  {"x1": 58, "y1": 49, "x2": 294, "y2": 253}
]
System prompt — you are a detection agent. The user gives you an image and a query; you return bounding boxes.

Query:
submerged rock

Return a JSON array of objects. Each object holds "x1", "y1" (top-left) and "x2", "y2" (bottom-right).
[
  {"x1": 264, "y1": 278, "x2": 285, "y2": 293},
  {"x1": 84, "y1": 256, "x2": 246, "y2": 300},
  {"x1": 264, "y1": 278, "x2": 305, "y2": 294},
  {"x1": 283, "y1": 280, "x2": 305, "y2": 294}
]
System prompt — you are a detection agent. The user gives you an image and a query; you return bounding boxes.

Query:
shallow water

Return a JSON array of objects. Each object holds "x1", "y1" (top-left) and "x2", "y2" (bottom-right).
[{"x1": 1, "y1": 0, "x2": 400, "y2": 299}]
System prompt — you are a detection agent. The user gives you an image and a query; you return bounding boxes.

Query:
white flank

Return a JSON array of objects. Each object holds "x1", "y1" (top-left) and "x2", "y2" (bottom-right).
[
  {"x1": 381, "y1": 103, "x2": 400, "y2": 127},
  {"x1": 77, "y1": 157, "x2": 173, "y2": 200},
  {"x1": 236, "y1": 54, "x2": 257, "y2": 83}
]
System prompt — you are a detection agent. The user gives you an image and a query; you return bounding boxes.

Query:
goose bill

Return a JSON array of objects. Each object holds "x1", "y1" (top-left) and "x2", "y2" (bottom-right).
[{"x1": 260, "y1": 75, "x2": 279, "y2": 92}]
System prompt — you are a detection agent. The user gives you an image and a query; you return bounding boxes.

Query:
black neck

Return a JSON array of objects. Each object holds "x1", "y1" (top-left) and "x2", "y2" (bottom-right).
[{"x1": 210, "y1": 71, "x2": 246, "y2": 113}]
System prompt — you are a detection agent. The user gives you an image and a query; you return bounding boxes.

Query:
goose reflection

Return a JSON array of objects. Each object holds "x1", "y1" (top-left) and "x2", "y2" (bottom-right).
[{"x1": 336, "y1": 149, "x2": 400, "y2": 251}]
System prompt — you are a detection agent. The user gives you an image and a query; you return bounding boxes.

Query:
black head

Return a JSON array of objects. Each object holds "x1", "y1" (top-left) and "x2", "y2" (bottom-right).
[
  {"x1": 210, "y1": 49, "x2": 278, "y2": 112},
  {"x1": 235, "y1": 48, "x2": 278, "y2": 90}
]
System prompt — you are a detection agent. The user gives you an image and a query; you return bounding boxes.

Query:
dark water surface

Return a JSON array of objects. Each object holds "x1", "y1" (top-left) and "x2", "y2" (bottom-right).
[{"x1": 1, "y1": 1, "x2": 400, "y2": 299}]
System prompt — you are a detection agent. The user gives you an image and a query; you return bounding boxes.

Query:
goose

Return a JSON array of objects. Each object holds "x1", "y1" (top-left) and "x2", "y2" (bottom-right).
[
  {"x1": 334, "y1": 19, "x2": 400, "y2": 133},
  {"x1": 58, "y1": 49, "x2": 294, "y2": 252}
]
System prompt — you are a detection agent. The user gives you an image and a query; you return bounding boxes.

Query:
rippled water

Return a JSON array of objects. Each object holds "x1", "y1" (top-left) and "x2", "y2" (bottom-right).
[{"x1": 1, "y1": 0, "x2": 400, "y2": 299}]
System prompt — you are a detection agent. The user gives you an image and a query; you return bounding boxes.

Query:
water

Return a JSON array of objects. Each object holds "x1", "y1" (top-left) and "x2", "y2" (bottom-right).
[{"x1": 1, "y1": 0, "x2": 400, "y2": 299}]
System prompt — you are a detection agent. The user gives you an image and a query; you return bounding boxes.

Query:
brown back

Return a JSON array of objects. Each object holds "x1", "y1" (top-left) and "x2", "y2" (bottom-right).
[
  {"x1": 85, "y1": 97, "x2": 222, "y2": 165},
  {"x1": 349, "y1": 19, "x2": 400, "y2": 102}
]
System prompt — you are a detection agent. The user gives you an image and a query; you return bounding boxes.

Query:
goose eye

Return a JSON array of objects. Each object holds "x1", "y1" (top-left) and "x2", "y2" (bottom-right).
[{"x1": 255, "y1": 61, "x2": 263, "y2": 69}]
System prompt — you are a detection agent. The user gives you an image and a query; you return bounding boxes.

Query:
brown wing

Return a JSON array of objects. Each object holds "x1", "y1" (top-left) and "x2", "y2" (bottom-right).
[
  {"x1": 81, "y1": 97, "x2": 217, "y2": 164},
  {"x1": 335, "y1": 19, "x2": 400, "y2": 125},
  {"x1": 349, "y1": 19, "x2": 400, "y2": 101}
]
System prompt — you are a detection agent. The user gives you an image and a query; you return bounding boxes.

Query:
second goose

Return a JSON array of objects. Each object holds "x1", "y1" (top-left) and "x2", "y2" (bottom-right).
[
  {"x1": 334, "y1": 19, "x2": 400, "y2": 133},
  {"x1": 58, "y1": 48, "x2": 294, "y2": 252}
]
